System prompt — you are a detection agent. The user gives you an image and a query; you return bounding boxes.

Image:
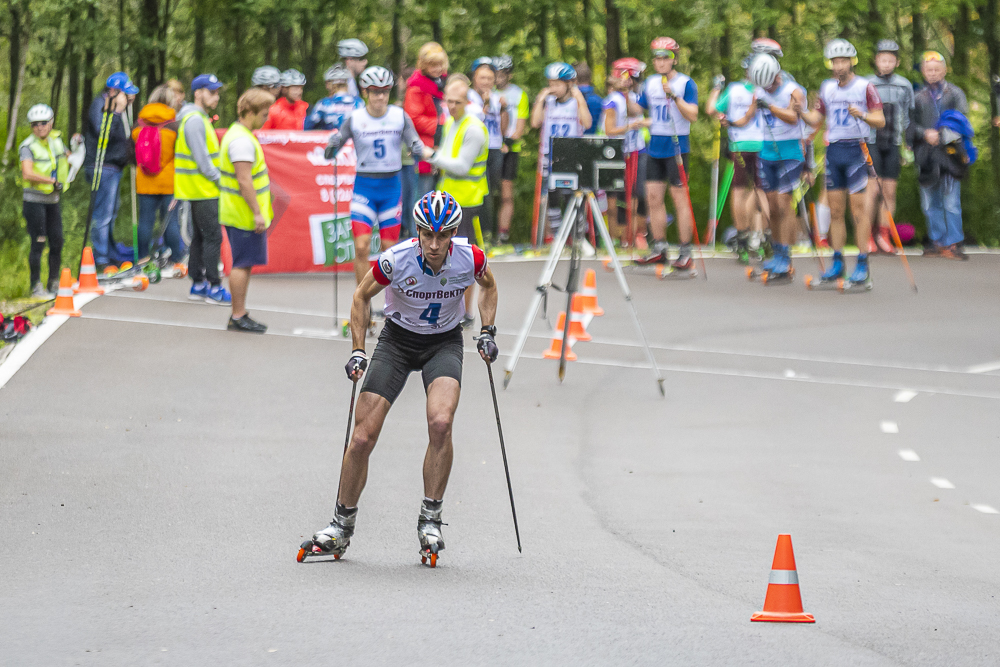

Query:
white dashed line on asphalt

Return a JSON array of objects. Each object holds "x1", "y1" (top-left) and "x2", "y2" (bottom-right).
[
  {"x1": 972, "y1": 504, "x2": 1000, "y2": 514},
  {"x1": 894, "y1": 390, "x2": 917, "y2": 403},
  {"x1": 898, "y1": 450, "x2": 921, "y2": 462},
  {"x1": 930, "y1": 478, "x2": 955, "y2": 489},
  {"x1": 881, "y1": 421, "x2": 899, "y2": 433},
  {"x1": 967, "y1": 360, "x2": 1000, "y2": 374}
]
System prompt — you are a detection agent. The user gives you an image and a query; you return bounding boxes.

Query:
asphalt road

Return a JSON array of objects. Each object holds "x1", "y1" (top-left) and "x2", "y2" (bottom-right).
[{"x1": 2, "y1": 252, "x2": 999, "y2": 666}]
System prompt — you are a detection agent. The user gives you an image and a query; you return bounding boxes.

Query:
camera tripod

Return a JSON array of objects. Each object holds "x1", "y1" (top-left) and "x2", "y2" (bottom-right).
[{"x1": 503, "y1": 189, "x2": 665, "y2": 396}]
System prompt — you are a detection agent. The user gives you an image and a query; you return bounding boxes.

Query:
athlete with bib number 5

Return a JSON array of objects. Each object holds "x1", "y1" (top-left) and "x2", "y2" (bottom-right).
[{"x1": 298, "y1": 191, "x2": 499, "y2": 567}]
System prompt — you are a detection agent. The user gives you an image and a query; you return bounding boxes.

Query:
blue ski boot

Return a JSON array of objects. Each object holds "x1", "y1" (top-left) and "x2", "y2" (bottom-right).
[
  {"x1": 820, "y1": 252, "x2": 845, "y2": 282},
  {"x1": 843, "y1": 254, "x2": 872, "y2": 291}
]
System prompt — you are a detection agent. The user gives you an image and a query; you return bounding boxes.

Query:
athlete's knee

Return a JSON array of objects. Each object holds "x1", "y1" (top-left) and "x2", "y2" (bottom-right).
[
  {"x1": 348, "y1": 425, "x2": 378, "y2": 458},
  {"x1": 427, "y1": 412, "x2": 454, "y2": 444}
]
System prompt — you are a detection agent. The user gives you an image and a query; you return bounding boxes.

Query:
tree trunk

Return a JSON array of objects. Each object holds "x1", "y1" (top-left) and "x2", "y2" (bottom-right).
[
  {"x1": 984, "y1": 0, "x2": 1000, "y2": 192},
  {"x1": 83, "y1": 2, "x2": 97, "y2": 117},
  {"x1": 50, "y1": 21, "x2": 73, "y2": 118},
  {"x1": 391, "y1": 0, "x2": 403, "y2": 77},
  {"x1": 69, "y1": 48, "x2": 80, "y2": 135},
  {"x1": 867, "y1": 0, "x2": 884, "y2": 43},
  {"x1": 719, "y1": 2, "x2": 733, "y2": 81},
  {"x1": 952, "y1": 3, "x2": 970, "y2": 78},
  {"x1": 8, "y1": 4, "x2": 21, "y2": 124},
  {"x1": 583, "y1": 0, "x2": 594, "y2": 68},
  {"x1": 911, "y1": 9, "x2": 925, "y2": 59},
  {"x1": 605, "y1": 0, "x2": 621, "y2": 70},
  {"x1": 276, "y1": 24, "x2": 293, "y2": 70},
  {"x1": 553, "y1": 0, "x2": 567, "y2": 59},
  {"x1": 159, "y1": 0, "x2": 173, "y2": 82},
  {"x1": 3, "y1": 25, "x2": 30, "y2": 165},
  {"x1": 118, "y1": 0, "x2": 126, "y2": 70},
  {"x1": 142, "y1": 0, "x2": 161, "y2": 95},
  {"x1": 193, "y1": 0, "x2": 206, "y2": 72},
  {"x1": 539, "y1": 4, "x2": 549, "y2": 59},
  {"x1": 300, "y1": 13, "x2": 317, "y2": 87}
]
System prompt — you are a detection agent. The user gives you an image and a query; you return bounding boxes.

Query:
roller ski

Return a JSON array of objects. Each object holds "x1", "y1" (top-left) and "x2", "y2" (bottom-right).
[
  {"x1": 839, "y1": 256, "x2": 873, "y2": 293},
  {"x1": 752, "y1": 245, "x2": 794, "y2": 285},
  {"x1": 656, "y1": 251, "x2": 697, "y2": 280},
  {"x1": 98, "y1": 262, "x2": 152, "y2": 291},
  {"x1": 804, "y1": 251, "x2": 845, "y2": 291},
  {"x1": 417, "y1": 499, "x2": 445, "y2": 568},
  {"x1": 297, "y1": 504, "x2": 357, "y2": 562}
]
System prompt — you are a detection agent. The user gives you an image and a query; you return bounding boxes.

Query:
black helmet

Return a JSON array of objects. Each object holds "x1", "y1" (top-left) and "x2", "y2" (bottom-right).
[{"x1": 875, "y1": 39, "x2": 900, "y2": 54}]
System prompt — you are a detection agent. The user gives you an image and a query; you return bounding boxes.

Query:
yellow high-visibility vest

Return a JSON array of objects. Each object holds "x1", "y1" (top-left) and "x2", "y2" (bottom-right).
[
  {"x1": 19, "y1": 131, "x2": 69, "y2": 195},
  {"x1": 437, "y1": 115, "x2": 489, "y2": 208},
  {"x1": 218, "y1": 122, "x2": 272, "y2": 231},
  {"x1": 174, "y1": 109, "x2": 220, "y2": 200}
]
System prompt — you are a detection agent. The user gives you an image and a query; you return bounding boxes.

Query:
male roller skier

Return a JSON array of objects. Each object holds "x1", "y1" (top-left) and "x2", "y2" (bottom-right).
[{"x1": 299, "y1": 191, "x2": 499, "y2": 565}]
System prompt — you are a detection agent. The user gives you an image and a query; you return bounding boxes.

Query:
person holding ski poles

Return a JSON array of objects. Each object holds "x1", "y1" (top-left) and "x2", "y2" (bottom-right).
[
  {"x1": 799, "y1": 39, "x2": 885, "y2": 287},
  {"x1": 20, "y1": 104, "x2": 72, "y2": 298},
  {"x1": 629, "y1": 37, "x2": 699, "y2": 270},
  {"x1": 298, "y1": 191, "x2": 498, "y2": 567},
  {"x1": 176, "y1": 73, "x2": 228, "y2": 304},
  {"x1": 493, "y1": 54, "x2": 530, "y2": 244},
  {"x1": 83, "y1": 72, "x2": 138, "y2": 270}
]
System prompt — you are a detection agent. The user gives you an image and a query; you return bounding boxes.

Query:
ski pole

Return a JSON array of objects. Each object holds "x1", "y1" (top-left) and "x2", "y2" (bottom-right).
[
  {"x1": 78, "y1": 107, "x2": 114, "y2": 274},
  {"x1": 531, "y1": 140, "x2": 544, "y2": 247},
  {"x1": 333, "y1": 154, "x2": 340, "y2": 335},
  {"x1": 334, "y1": 378, "x2": 359, "y2": 507},
  {"x1": 485, "y1": 361, "x2": 522, "y2": 553},
  {"x1": 665, "y1": 96, "x2": 707, "y2": 279}
]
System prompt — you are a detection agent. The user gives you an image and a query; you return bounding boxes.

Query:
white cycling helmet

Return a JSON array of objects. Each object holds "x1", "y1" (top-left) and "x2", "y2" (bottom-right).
[
  {"x1": 359, "y1": 66, "x2": 394, "y2": 89},
  {"x1": 748, "y1": 54, "x2": 781, "y2": 88},
  {"x1": 324, "y1": 65, "x2": 352, "y2": 83},
  {"x1": 824, "y1": 39, "x2": 858, "y2": 66},
  {"x1": 252, "y1": 66, "x2": 281, "y2": 87},
  {"x1": 27, "y1": 104, "x2": 55, "y2": 123},
  {"x1": 280, "y1": 69, "x2": 307, "y2": 87},
  {"x1": 413, "y1": 191, "x2": 463, "y2": 232},
  {"x1": 338, "y1": 39, "x2": 369, "y2": 59}
]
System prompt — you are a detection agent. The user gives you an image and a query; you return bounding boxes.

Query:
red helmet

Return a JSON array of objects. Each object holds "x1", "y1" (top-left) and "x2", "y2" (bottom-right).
[
  {"x1": 751, "y1": 38, "x2": 783, "y2": 58},
  {"x1": 651, "y1": 37, "x2": 679, "y2": 55},
  {"x1": 612, "y1": 57, "x2": 644, "y2": 78}
]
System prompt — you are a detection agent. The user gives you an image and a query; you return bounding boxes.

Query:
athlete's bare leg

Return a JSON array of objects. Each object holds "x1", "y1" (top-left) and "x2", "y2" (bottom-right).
[
  {"x1": 849, "y1": 190, "x2": 871, "y2": 251},
  {"x1": 645, "y1": 180, "x2": 669, "y2": 242},
  {"x1": 422, "y1": 377, "x2": 461, "y2": 499},
  {"x1": 827, "y1": 189, "x2": 848, "y2": 250},
  {"x1": 499, "y1": 180, "x2": 515, "y2": 237},
  {"x1": 338, "y1": 392, "x2": 393, "y2": 507},
  {"x1": 866, "y1": 177, "x2": 897, "y2": 227},
  {"x1": 669, "y1": 185, "x2": 692, "y2": 244},
  {"x1": 353, "y1": 233, "x2": 371, "y2": 285}
]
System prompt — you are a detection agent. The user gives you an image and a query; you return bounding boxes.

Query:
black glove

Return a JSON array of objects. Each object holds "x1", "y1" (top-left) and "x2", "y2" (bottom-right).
[
  {"x1": 345, "y1": 349, "x2": 368, "y2": 380},
  {"x1": 52, "y1": 181, "x2": 63, "y2": 193},
  {"x1": 756, "y1": 99, "x2": 770, "y2": 110},
  {"x1": 324, "y1": 135, "x2": 342, "y2": 160},
  {"x1": 476, "y1": 328, "x2": 499, "y2": 363}
]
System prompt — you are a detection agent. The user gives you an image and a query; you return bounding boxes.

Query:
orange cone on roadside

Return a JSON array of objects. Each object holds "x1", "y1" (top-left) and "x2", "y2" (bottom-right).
[
  {"x1": 542, "y1": 312, "x2": 577, "y2": 361},
  {"x1": 568, "y1": 294, "x2": 592, "y2": 342},
  {"x1": 751, "y1": 534, "x2": 815, "y2": 623},
  {"x1": 47, "y1": 268, "x2": 81, "y2": 317},
  {"x1": 579, "y1": 269, "x2": 604, "y2": 316},
  {"x1": 74, "y1": 247, "x2": 105, "y2": 295}
]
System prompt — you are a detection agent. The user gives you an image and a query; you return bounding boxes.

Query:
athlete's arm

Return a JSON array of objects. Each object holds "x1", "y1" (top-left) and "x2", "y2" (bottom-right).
[
  {"x1": 324, "y1": 117, "x2": 353, "y2": 159},
  {"x1": 571, "y1": 86, "x2": 593, "y2": 130},
  {"x1": 401, "y1": 113, "x2": 425, "y2": 162},
  {"x1": 799, "y1": 94, "x2": 824, "y2": 127},
  {"x1": 674, "y1": 79, "x2": 699, "y2": 123},
  {"x1": 705, "y1": 87, "x2": 722, "y2": 116},
  {"x1": 731, "y1": 97, "x2": 758, "y2": 127},
  {"x1": 530, "y1": 89, "x2": 550, "y2": 129},
  {"x1": 769, "y1": 89, "x2": 803, "y2": 125},
  {"x1": 500, "y1": 105, "x2": 509, "y2": 137},
  {"x1": 602, "y1": 105, "x2": 625, "y2": 136},
  {"x1": 428, "y1": 124, "x2": 486, "y2": 174},
  {"x1": 350, "y1": 269, "x2": 387, "y2": 352},
  {"x1": 476, "y1": 265, "x2": 497, "y2": 328}
]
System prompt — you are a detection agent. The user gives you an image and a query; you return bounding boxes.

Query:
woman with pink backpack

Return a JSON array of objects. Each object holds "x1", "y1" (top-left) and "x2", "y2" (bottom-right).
[{"x1": 131, "y1": 84, "x2": 187, "y2": 268}]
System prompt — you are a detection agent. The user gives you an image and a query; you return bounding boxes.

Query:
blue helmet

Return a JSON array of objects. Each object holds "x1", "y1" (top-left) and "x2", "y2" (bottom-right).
[
  {"x1": 414, "y1": 191, "x2": 463, "y2": 232},
  {"x1": 470, "y1": 57, "x2": 496, "y2": 74},
  {"x1": 544, "y1": 62, "x2": 575, "y2": 81}
]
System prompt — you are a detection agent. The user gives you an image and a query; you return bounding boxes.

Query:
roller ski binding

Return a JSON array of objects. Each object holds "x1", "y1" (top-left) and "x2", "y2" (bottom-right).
[
  {"x1": 759, "y1": 245, "x2": 794, "y2": 285},
  {"x1": 735, "y1": 231, "x2": 751, "y2": 266},
  {"x1": 297, "y1": 504, "x2": 356, "y2": 562},
  {"x1": 635, "y1": 241, "x2": 669, "y2": 266},
  {"x1": 839, "y1": 256, "x2": 873, "y2": 293},
  {"x1": 804, "y1": 252, "x2": 845, "y2": 291},
  {"x1": 417, "y1": 499, "x2": 446, "y2": 568},
  {"x1": 656, "y1": 246, "x2": 696, "y2": 280},
  {"x1": 747, "y1": 247, "x2": 779, "y2": 282}
]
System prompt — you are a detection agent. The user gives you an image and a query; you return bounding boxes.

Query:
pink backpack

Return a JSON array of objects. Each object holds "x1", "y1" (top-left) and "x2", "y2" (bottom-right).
[{"x1": 135, "y1": 121, "x2": 163, "y2": 176}]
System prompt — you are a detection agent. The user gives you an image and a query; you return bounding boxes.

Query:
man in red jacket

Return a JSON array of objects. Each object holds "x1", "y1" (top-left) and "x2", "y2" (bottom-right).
[
  {"x1": 405, "y1": 42, "x2": 449, "y2": 197},
  {"x1": 262, "y1": 69, "x2": 309, "y2": 130}
]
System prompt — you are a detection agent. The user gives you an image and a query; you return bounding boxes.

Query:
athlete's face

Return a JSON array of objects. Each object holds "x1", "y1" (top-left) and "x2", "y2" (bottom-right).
[
  {"x1": 830, "y1": 57, "x2": 853, "y2": 80},
  {"x1": 874, "y1": 53, "x2": 898, "y2": 77},
  {"x1": 473, "y1": 67, "x2": 496, "y2": 96},
  {"x1": 286, "y1": 85, "x2": 304, "y2": 102},
  {"x1": 495, "y1": 70, "x2": 511, "y2": 88},
  {"x1": 418, "y1": 228, "x2": 457, "y2": 268},
  {"x1": 548, "y1": 80, "x2": 569, "y2": 99},
  {"x1": 922, "y1": 59, "x2": 947, "y2": 85},
  {"x1": 365, "y1": 88, "x2": 391, "y2": 115},
  {"x1": 653, "y1": 55, "x2": 675, "y2": 75},
  {"x1": 445, "y1": 86, "x2": 467, "y2": 119}
]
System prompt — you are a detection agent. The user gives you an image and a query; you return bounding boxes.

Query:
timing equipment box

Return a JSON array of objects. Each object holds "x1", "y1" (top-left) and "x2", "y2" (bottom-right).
[{"x1": 549, "y1": 136, "x2": 626, "y2": 192}]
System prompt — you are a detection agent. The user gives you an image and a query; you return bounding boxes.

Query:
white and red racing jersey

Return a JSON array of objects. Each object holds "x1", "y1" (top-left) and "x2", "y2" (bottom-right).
[{"x1": 373, "y1": 237, "x2": 488, "y2": 333}]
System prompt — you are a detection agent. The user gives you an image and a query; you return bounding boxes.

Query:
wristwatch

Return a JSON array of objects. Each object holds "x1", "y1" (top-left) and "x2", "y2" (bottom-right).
[{"x1": 480, "y1": 325, "x2": 497, "y2": 337}]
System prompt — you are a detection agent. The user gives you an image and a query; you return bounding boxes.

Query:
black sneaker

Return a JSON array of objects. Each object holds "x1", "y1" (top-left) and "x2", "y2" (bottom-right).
[{"x1": 228, "y1": 313, "x2": 267, "y2": 334}]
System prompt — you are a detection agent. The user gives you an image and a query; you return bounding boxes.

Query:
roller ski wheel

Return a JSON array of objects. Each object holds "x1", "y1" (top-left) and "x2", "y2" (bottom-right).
[
  {"x1": 143, "y1": 264, "x2": 162, "y2": 284},
  {"x1": 803, "y1": 275, "x2": 842, "y2": 291},
  {"x1": 838, "y1": 277, "x2": 873, "y2": 293},
  {"x1": 131, "y1": 275, "x2": 150, "y2": 291},
  {"x1": 102, "y1": 265, "x2": 119, "y2": 277},
  {"x1": 420, "y1": 544, "x2": 441, "y2": 568},
  {"x1": 417, "y1": 500, "x2": 445, "y2": 569},
  {"x1": 298, "y1": 513, "x2": 355, "y2": 562},
  {"x1": 296, "y1": 540, "x2": 343, "y2": 563},
  {"x1": 761, "y1": 269, "x2": 793, "y2": 285},
  {"x1": 119, "y1": 261, "x2": 133, "y2": 272},
  {"x1": 655, "y1": 264, "x2": 697, "y2": 280},
  {"x1": 171, "y1": 263, "x2": 188, "y2": 279}
]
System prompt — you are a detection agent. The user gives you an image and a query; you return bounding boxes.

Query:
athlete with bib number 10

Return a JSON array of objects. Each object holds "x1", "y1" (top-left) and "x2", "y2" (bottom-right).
[{"x1": 298, "y1": 191, "x2": 510, "y2": 568}]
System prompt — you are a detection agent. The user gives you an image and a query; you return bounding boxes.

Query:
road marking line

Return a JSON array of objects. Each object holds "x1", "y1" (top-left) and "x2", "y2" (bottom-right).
[
  {"x1": 967, "y1": 361, "x2": 1000, "y2": 374},
  {"x1": 930, "y1": 478, "x2": 955, "y2": 489},
  {"x1": 894, "y1": 390, "x2": 917, "y2": 403},
  {"x1": 898, "y1": 450, "x2": 921, "y2": 462},
  {"x1": 881, "y1": 421, "x2": 899, "y2": 433},
  {"x1": 972, "y1": 504, "x2": 999, "y2": 514}
]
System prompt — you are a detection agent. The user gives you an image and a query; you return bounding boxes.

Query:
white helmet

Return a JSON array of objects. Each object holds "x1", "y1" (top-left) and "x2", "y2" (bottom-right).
[
  {"x1": 824, "y1": 39, "x2": 858, "y2": 64},
  {"x1": 324, "y1": 65, "x2": 351, "y2": 83},
  {"x1": 280, "y1": 69, "x2": 306, "y2": 87},
  {"x1": 27, "y1": 104, "x2": 54, "y2": 123},
  {"x1": 748, "y1": 54, "x2": 780, "y2": 88},
  {"x1": 359, "y1": 66, "x2": 394, "y2": 89},
  {"x1": 338, "y1": 38, "x2": 369, "y2": 59},
  {"x1": 252, "y1": 66, "x2": 281, "y2": 87}
]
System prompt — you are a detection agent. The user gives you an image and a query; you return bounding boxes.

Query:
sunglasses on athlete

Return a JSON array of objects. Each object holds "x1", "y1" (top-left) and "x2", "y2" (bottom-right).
[
  {"x1": 30, "y1": 121, "x2": 50, "y2": 127},
  {"x1": 922, "y1": 51, "x2": 946, "y2": 63},
  {"x1": 652, "y1": 50, "x2": 676, "y2": 59}
]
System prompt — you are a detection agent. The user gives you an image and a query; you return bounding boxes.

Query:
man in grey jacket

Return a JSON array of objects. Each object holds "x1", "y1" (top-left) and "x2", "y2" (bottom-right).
[
  {"x1": 865, "y1": 40, "x2": 914, "y2": 255},
  {"x1": 906, "y1": 52, "x2": 969, "y2": 260}
]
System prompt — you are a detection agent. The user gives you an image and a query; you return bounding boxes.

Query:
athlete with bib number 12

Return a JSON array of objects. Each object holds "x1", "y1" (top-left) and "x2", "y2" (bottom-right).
[{"x1": 298, "y1": 191, "x2": 506, "y2": 568}]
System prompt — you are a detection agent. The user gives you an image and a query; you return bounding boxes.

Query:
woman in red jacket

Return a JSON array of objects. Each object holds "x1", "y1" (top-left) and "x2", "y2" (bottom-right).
[
  {"x1": 262, "y1": 69, "x2": 309, "y2": 130},
  {"x1": 404, "y1": 42, "x2": 448, "y2": 196}
]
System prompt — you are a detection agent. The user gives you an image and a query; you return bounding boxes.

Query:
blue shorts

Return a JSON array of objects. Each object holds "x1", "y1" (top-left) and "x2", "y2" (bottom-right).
[
  {"x1": 825, "y1": 142, "x2": 868, "y2": 194},
  {"x1": 351, "y1": 173, "x2": 402, "y2": 236},
  {"x1": 224, "y1": 225, "x2": 268, "y2": 268},
  {"x1": 758, "y1": 159, "x2": 803, "y2": 194}
]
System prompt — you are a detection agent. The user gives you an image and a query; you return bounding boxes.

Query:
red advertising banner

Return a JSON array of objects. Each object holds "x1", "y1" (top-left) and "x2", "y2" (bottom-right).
[{"x1": 219, "y1": 129, "x2": 365, "y2": 274}]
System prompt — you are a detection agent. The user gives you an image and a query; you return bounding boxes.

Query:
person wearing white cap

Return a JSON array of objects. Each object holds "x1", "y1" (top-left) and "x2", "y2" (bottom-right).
[{"x1": 338, "y1": 39, "x2": 369, "y2": 97}]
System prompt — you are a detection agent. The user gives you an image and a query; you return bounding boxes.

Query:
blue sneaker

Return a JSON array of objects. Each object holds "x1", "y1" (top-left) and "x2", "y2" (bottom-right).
[
  {"x1": 849, "y1": 255, "x2": 869, "y2": 284},
  {"x1": 761, "y1": 252, "x2": 779, "y2": 273},
  {"x1": 821, "y1": 252, "x2": 845, "y2": 281},
  {"x1": 205, "y1": 285, "x2": 231, "y2": 305},
  {"x1": 188, "y1": 281, "x2": 209, "y2": 300},
  {"x1": 769, "y1": 246, "x2": 791, "y2": 275}
]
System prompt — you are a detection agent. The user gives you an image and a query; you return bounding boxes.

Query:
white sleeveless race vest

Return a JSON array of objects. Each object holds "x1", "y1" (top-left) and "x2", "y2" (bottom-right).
[
  {"x1": 626, "y1": 91, "x2": 646, "y2": 154},
  {"x1": 482, "y1": 93, "x2": 505, "y2": 150},
  {"x1": 643, "y1": 73, "x2": 693, "y2": 137},
  {"x1": 602, "y1": 91, "x2": 628, "y2": 136},
  {"x1": 376, "y1": 237, "x2": 487, "y2": 333},
  {"x1": 500, "y1": 84, "x2": 527, "y2": 139},
  {"x1": 351, "y1": 106, "x2": 405, "y2": 173},
  {"x1": 819, "y1": 76, "x2": 873, "y2": 142},
  {"x1": 757, "y1": 80, "x2": 805, "y2": 143},
  {"x1": 724, "y1": 81, "x2": 763, "y2": 144},
  {"x1": 541, "y1": 96, "x2": 583, "y2": 155}
]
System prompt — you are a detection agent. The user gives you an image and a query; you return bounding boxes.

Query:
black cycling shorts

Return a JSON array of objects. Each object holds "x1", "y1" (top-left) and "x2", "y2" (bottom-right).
[
  {"x1": 501, "y1": 150, "x2": 520, "y2": 181},
  {"x1": 646, "y1": 153, "x2": 690, "y2": 188},
  {"x1": 866, "y1": 143, "x2": 901, "y2": 180},
  {"x1": 361, "y1": 320, "x2": 465, "y2": 404}
]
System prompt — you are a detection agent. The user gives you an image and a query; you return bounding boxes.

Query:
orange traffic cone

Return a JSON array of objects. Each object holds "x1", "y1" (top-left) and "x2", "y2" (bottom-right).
[
  {"x1": 74, "y1": 247, "x2": 105, "y2": 295},
  {"x1": 542, "y1": 312, "x2": 577, "y2": 361},
  {"x1": 47, "y1": 268, "x2": 81, "y2": 317},
  {"x1": 568, "y1": 294, "x2": 592, "y2": 342},
  {"x1": 751, "y1": 534, "x2": 815, "y2": 623},
  {"x1": 579, "y1": 269, "x2": 604, "y2": 316}
]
